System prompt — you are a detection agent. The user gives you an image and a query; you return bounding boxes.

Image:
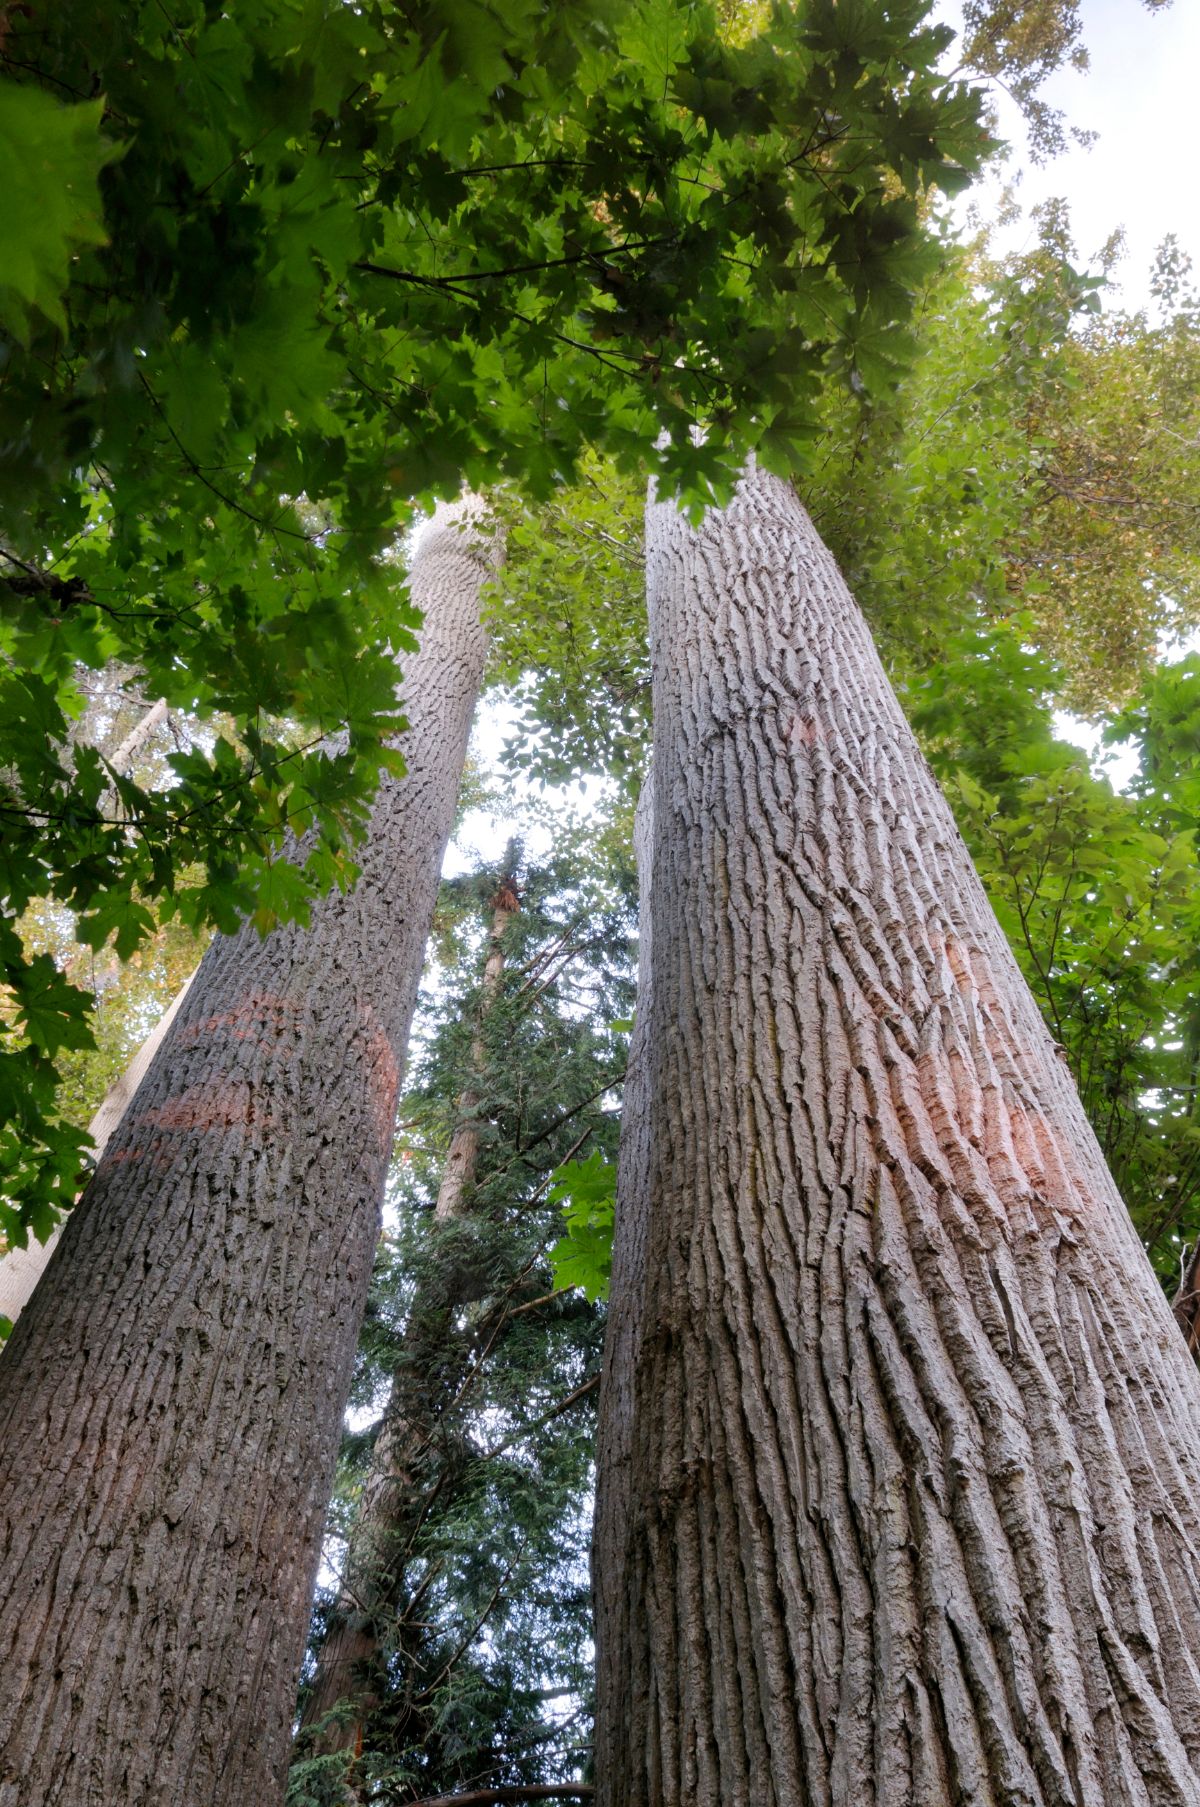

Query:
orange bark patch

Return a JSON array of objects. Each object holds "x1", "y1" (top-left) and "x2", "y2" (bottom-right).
[
  {"x1": 785, "y1": 713, "x2": 823, "y2": 746},
  {"x1": 175, "y1": 990, "x2": 303, "y2": 1048},
  {"x1": 129, "y1": 1081, "x2": 279, "y2": 1136},
  {"x1": 361, "y1": 1009, "x2": 401, "y2": 1154}
]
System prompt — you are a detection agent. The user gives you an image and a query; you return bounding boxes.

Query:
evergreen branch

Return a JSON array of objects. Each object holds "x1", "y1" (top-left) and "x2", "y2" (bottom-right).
[
  {"x1": 402, "y1": 1787, "x2": 594, "y2": 1806},
  {"x1": 480, "y1": 1372, "x2": 600, "y2": 1463}
]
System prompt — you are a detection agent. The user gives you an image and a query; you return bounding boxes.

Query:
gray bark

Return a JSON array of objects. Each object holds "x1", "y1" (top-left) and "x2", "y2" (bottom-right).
[
  {"x1": 0, "y1": 970, "x2": 196, "y2": 1329},
  {"x1": 593, "y1": 462, "x2": 1200, "y2": 1807},
  {"x1": 0, "y1": 501, "x2": 495, "y2": 1807},
  {"x1": 434, "y1": 886, "x2": 519, "y2": 1224}
]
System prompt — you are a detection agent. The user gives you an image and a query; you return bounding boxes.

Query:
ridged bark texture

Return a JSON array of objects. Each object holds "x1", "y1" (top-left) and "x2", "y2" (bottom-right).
[
  {"x1": 0, "y1": 970, "x2": 195, "y2": 1327},
  {"x1": 0, "y1": 699, "x2": 182, "y2": 1328},
  {"x1": 0, "y1": 502, "x2": 494, "y2": 1807},
  {"x1": 299, "y1": 887, "x2": 518, "y2": 1766},
  {"x1": 593, "y1": 463, "x2": 1200, "y2": 1807}
]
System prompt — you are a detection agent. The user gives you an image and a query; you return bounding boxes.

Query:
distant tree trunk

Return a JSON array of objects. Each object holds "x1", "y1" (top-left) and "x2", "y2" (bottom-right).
[
  {"x1": 299, "y1": 876, "x2": 520, "y2": 1771},
  {"x1": 106, "y1": 692, "x2": 169, "y2": 773},
  {"x1": 593, "y1": 463, "x2": 1200, "y2": 1807},
  {"x1": 0, "y1": 968, "x2": 196, "y2": 1329},
  {"x1": 435, "y1": 880, "x2": 520, "y2": 1224},
  {"x1": 0, "y1": 502, "x2": 496, "y2": 1807}
]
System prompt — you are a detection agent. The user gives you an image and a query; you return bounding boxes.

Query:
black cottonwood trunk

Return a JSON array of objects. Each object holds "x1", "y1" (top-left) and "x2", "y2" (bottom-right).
[
  {"x1": 593, "y1": 463, "x2": 1200, "y2": 1807},
  {"x1": 0, "y1": 505, "x2": 494, "y2": 1807}
]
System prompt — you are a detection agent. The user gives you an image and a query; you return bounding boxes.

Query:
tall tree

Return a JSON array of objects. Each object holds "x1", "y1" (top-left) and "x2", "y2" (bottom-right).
[
  {"x1": 594, "y1": 461, "x2": 1200, "y2": 1806},
  {"x1": 0, "y1": 503, "x2": 494, "y2": 1806},
  {"x1": 0, "y1": 0, "x2": 985, "y2": 1230},
  {"x1": 292, "y1": 841, "x2": 631, "y2": 1804}
]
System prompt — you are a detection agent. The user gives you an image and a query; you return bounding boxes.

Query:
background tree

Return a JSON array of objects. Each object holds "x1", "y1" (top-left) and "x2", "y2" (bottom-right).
[{"x1": 291, "y1": 837, "x2": 635, "y2": 1806}]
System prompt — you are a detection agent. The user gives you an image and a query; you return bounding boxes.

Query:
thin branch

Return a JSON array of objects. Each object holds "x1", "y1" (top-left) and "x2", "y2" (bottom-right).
[
  {"x1": 480, "y1": 1372, "x2": 600, "y2": 1463},
  {"x1": 357, "y1": 236, "x2": 668, "y2": 288},
  {"x1": 401, "y1": 1790, "x2": 594, "y2": 1807}
]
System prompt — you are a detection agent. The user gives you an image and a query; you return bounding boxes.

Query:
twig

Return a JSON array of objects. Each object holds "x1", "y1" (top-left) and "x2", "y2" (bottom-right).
[{"x1": 401, "y1": 1788, "x2": 594, "y2": 1807}]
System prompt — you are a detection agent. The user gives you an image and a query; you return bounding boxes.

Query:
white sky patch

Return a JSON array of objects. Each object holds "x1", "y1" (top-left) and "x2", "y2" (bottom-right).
[
  {"x1": 934, "y1": 0, "x2": 1200, "y2": 305},
  {"x1": 445, "y1": 691, "x2": 618, "y2": 876}
]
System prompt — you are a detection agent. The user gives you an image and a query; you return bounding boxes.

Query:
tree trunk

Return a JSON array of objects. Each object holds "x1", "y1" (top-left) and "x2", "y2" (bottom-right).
[
  {"x1": 299, "y1": 879, "x2": 519, "y2": 1768},
  {"x1": 0, "y1": 969, "x2": 196, "y2": 1328},
  {"x1": 0, "y1": 696, "x2": 182, "y2": 1328},
  {"x1": 0, "y1": 502, "x2": 496, "y2": 1807},
  {"x1": 593, "y1": 463, "x2": 1200, "y2": 1807},
  {"x1": 434, "y1": 882, "x2": 520, "y2": 1224}
]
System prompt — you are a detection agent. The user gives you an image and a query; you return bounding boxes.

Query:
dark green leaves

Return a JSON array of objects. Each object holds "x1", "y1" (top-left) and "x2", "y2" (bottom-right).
[
  {"x1": 0, "y1": 81, "x2": 113, "y2": 340},
  {"x1": 0, "y1": 0, "x2": 989, "y2": 1231}
]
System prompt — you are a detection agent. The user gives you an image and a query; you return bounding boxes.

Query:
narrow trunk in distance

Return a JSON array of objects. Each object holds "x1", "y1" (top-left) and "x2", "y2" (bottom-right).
[
  {"x1": 594, "y1": 463, "x2": 1200, "y2": 1806},
  {"x1": 0, "y1": 502, "x2": 496, "y2": 1807},
  {"x1": 299, "y1": 875, "x2": 519, "y2": 1768}
]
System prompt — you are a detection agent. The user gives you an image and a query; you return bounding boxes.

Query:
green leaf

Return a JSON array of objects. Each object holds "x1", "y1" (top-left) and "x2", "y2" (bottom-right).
[
  {"x1": 0, "y1": 81, "x2": 113, "y2": 339},
  {"x1": 11, "y1": 956, "x2": 96, "y2": 1058},
  {"x1": 548, "y1": 1151, "x2": 616, "y2": 1301}
]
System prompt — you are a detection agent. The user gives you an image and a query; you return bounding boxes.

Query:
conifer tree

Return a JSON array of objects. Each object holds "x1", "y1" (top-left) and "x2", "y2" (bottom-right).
[{"x1": 292, "y1": 843, "x2": 633, "y2": 1804}]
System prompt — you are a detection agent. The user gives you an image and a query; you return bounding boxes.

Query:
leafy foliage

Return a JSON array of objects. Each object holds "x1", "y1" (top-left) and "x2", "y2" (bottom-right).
[
  {"x1": 1, "y1": 0, "x2": 988, "y2": 1235},
  {"x1": 0, "y1": 81, "x2": 114, "y2": 340},
  {"x1": 548, "y1": 1150, "x2": 618, "y2": 1301},
  {"x1": 958, "y1": 0, "x2": 1172, "y2": 162},
  {"x1": 812, "y1": 213, "x2": 1200, "y2": 709},
  {"x1": 293, "y1": 838, "x2": 634, "y2": 1800}
]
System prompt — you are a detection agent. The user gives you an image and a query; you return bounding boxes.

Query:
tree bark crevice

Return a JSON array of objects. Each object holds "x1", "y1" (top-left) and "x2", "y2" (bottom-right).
[
  {"x1": 594, "y1": 463, "x2": 1200, "y2": 1807},
  {"x1": 0, "y1": 501, "x2": 496, "y2": 1807}
]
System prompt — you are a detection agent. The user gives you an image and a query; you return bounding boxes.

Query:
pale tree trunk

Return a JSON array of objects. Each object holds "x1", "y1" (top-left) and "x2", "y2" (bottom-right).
[
  {"x1": 0, "y1": 969, "x2": 196, "y2": 1328},
  {"x1": 107, "y1": 693, "x2": 169, "y2": 773},
  {"x1": 0, "y1": 691, "x2": 182, "y2": 1330},
  {"x1": 299, "y1": 879, "x2": 519, "y2": 1770},
  {"x1": 593, "y1": 463, "x2": 1200, "y2": 1807},
  {"x1": 434, "y1": 882, "x2": 520, "y2": 1224},
  {"x1": 0, "y1": 501, "x2": 497, "y2": 1807}
]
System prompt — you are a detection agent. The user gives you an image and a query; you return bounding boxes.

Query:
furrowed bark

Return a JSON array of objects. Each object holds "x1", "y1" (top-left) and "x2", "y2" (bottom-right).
[
  {"x1": 0, "y1": 696, "x2": 180, "y2": 1327},
  {"x1": 594, "y1": 462, "x2": 1200, "y2": 1807},
  {"x1": 0, "y1": 970, "x2": 195, "y2": 1328},
  {"x1": 0, "y1": 501, "x2": 496, "y2": 1807},
  {"x1": 299, "y1": 880, "x2": 519, "y2": 1767}
]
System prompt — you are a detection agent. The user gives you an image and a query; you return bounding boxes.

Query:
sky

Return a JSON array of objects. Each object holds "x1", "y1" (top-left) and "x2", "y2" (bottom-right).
[
  {"x1": 448, "y1": 0, "x2": 1198, "y2": 861},
  {"x1": 935, "y1": 0, "x2": 1200, "y2": 305}
]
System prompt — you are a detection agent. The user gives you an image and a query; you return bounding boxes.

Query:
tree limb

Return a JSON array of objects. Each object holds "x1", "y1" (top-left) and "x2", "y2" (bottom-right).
[{"x1": 401, "y1": 1789, "x2": 594, "y2": 1807}]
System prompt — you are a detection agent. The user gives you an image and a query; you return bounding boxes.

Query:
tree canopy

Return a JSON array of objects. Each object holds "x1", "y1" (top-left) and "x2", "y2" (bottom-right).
[{"x1": 0, "y1": 0, "x2": 991, "y2": 1237}]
